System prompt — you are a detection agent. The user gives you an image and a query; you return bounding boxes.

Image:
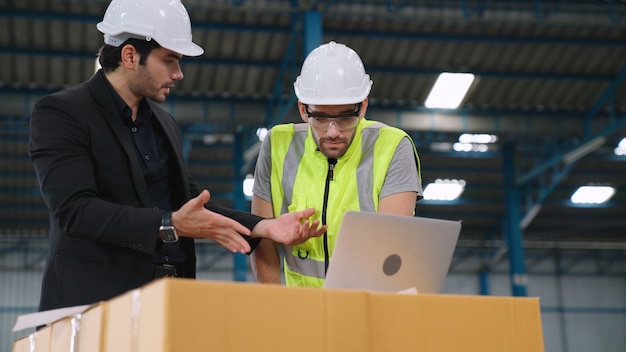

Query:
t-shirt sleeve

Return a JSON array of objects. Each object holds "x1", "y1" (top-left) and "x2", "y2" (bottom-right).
[
  {"x1": 252, "y1": 129, "x2": 273, "y2": 203},
  {"x1": 380, "y1": 137, "x2": 423, "y2": 199}
]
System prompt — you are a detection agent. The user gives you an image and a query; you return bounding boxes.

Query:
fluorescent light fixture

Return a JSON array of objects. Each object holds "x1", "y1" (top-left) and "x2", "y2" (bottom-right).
[
  {"x1": 256, "y1": 127, "x2": 268, "y2": 142},
  {"x1": 429, "y1": 142, "x2": 453, "y2": 152},
  {"x1": 423, "y1": 179, "x2": 466, "y2": 201},
  {"x1": 425, "y1": 72, "x2": 475, "y2": 109},
  {"x1": 202, "y1": 133, "x2": 234, "y2": 145},
  {"x1": 614, "y1": 137, "x2": 626, "y2": 156},
  {"x1": 570, "y1": 185, "x2": 615, "y2": 204},
  {"x1": 453, "y1": 134, "x2": 497, "y2": 153},
  {"x1": 453, "y1": 142, "x2": 489, "y2": 152},
  {"x1": 458, "y1": 133, "x2": 498, "y2": 144},
  {"x1": 242, "y1": 174, "x2": 254, "y2": 198}
]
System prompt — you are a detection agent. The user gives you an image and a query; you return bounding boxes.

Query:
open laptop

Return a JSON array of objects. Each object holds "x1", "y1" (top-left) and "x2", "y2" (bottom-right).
[{"x1": 323, "y1": 211, "x2": 461, "y2": 293}]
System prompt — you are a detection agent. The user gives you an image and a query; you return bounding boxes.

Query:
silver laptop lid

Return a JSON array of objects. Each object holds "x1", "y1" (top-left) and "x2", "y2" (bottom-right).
[{"x1": 324, "y1": 211, "x2": 461, "y2": 293}]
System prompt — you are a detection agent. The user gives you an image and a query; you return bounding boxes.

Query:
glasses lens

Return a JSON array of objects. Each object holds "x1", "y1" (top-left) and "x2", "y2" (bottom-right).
[
  {"x1": 310, "y1": 117, "x2": 359, "y2": 131},
  {"x1": 335, "y1": 117, "x2": 359, "y2": 130},
  {"x1": 306, "y1": 104, "x2": 361, "y2": 131}
]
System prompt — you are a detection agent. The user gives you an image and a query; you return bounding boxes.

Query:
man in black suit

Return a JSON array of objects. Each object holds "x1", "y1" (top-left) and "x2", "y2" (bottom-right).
[{"x1": 29, "y1": 0, "x2": 325, "y2": 312}]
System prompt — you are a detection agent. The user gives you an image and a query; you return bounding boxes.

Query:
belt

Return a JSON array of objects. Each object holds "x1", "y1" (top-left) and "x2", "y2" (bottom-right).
[{"x1": 153, "y1": 263, "x2": 179, "y2": 278}]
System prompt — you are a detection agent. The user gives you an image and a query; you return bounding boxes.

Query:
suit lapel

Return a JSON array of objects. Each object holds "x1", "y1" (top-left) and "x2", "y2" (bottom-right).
[
  {"x1": 150, "y1": 103, "x2": 191, "y2": 199},
  {"x1": 87, "y1": 72, "x2": 152, "y2": 206}
]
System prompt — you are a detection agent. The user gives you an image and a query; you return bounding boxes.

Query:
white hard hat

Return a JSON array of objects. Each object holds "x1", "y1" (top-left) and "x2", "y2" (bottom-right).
[
  {"x1": 96, "y1": 0, "x2": 204, "y2": 57},
  {"x1": 294, "y1": 41, "x2": 372, "y2": 105}
]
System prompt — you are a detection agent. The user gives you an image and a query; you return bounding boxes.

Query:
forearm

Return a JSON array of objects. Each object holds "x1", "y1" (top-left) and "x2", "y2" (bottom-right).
[
  {"x1": 250, "y1": 195, "x2": 280, "y2": 273},
  {"x1": 250, "y1": 240, "x2": 281, "y2": 284}
]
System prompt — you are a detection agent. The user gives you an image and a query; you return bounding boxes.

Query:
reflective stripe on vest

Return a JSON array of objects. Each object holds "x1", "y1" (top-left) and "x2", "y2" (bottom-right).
[{"x1": 269, "y1": 119, "x2": 419, "y2": 287}]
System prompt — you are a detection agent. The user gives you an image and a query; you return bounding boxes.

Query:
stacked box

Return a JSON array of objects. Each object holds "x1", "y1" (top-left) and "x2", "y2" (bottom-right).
[
  {"x1": 12, "y1": 326, "x2": 51, "y2": 352},
  {"x1": 14, "y1": 278, "x2": 545, "y2": 352},
  {"x1": 104, "y1": 278, "x2": 544, "y2": 352},
  {"x1": 12, "y1": 303, "x2": 106, "y2": 352}
]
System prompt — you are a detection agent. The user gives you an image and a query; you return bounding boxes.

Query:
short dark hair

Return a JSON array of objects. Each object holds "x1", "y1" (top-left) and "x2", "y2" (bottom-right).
[{"x1": 97, "y1": 38, "x2": 162, "y2": 72}]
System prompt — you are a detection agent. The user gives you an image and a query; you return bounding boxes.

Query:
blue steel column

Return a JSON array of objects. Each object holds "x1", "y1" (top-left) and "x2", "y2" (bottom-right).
[
  {"x1": 479, "y1": 268, "x2": 490, "y2": 295},
  {"x1": 232, "y1": 130, "x2": 248, "y2": 282},
  {"x1": 303, "y1": 10, "x2": 322, "y2": 56},
  {"x1": 502, "y1": 142, "x2": 528, "y2": 296}
]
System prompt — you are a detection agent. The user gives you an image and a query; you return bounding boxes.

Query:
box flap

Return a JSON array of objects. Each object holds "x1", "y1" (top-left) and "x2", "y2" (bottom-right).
[{"x1": 12, "y1": 304, "x2": 91, "y2": 332}]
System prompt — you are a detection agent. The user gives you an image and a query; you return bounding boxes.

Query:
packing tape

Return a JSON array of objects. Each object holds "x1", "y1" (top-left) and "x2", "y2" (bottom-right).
[
  {"x1": 28, "y1": 332, "x2": 36, "y2": 352},
  {"x1": 131, "y1": 289, "x2": 142, "y2": 352},
  {"x1": 70, "y1": 313, "x2": 82, "y2": 352}
]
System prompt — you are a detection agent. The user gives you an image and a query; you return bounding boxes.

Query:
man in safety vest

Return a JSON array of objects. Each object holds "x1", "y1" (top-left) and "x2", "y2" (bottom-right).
[{"x1": 251, "y1": 41, "x2": 423, "y2": 287}]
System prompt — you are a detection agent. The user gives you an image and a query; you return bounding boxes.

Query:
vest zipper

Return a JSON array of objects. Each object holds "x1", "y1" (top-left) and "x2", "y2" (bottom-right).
[{"x1": 322, "y1": 158, "x2": 337, "y2": 274}]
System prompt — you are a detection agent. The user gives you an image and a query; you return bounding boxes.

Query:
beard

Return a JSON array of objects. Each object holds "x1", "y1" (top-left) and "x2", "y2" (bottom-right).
[
  {"x1": 131, "y1": 64, "x2": 173, "y2": 103},
  {"x1": 316, "y1": 136, "x2": 351, "y2": 158}
]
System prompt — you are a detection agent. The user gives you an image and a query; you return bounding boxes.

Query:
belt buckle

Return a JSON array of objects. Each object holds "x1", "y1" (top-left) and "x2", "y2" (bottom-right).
[
  {"x1": 162, "y1": 263, "x2": 177, "y2": 277},
  {"x1": 154, "y1": 263, "x2": 177, "y2": 278}
]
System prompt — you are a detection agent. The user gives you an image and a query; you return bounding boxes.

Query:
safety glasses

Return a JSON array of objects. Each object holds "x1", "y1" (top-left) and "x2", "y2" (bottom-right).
[{"x1": 304, "y1": 103, "x2": 362, "y2": 131}]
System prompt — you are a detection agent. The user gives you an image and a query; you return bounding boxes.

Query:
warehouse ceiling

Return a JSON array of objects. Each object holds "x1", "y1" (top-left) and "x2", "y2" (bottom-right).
[{"x1": 1, "y1": 0, "x2": 626, "y2": 275}]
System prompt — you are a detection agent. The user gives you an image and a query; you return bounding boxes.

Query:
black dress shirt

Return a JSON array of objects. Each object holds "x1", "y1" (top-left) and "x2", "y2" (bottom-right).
[{"x1": 102, "y1": 71, "x2": 186, "y2": 266}]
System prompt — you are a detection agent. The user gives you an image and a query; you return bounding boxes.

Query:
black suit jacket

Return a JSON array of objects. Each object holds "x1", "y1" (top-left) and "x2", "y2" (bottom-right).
[{"x1": 30, "y1": 71, "x2": 261, "y2": 311}]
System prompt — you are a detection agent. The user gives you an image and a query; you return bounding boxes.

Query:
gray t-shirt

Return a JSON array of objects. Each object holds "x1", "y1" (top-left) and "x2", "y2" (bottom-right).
[{"x1": 253, "y1": 129, "x2": 422, "y2": 204}]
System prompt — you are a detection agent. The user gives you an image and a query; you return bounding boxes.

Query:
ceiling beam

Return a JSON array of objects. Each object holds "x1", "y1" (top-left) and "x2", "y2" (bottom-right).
[
  {"x1": 2, "y1": 8, "x2": 625, "y2": 47},
  {"x1": 0, "y1": 46, "x2": 615, "y2": 82}
]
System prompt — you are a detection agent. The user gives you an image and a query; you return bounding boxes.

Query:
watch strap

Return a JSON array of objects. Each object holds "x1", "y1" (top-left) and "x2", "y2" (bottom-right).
[{"x1": 161, "y1": 211, "x2": 173, "y2": 227}]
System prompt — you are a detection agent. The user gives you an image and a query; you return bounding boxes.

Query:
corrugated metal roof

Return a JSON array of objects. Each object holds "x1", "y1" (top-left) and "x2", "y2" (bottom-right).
[{"x1": 1, "y1": 0, "x2": 626, "y2": 255}]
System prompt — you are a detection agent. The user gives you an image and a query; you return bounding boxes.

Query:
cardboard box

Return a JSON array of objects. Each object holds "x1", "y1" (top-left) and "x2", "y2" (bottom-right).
[
  {"x1": 368, "y1": 291, "x2": 544, "y2": 351},
  {"x1": 12, "y1": 334, "x2": 31, "y2": 352},
  {"x1": 50, "y1": 303, "x2": 107, "y2": 352},
  {"x1": 12, "y1": 325, "x2": 51, "y2": 352},
  {"x1": 78, "y1": 302, "x2": 108, "y2": 352},
  {"x1": 104, "y1": 278, "x2": 544, "y2": 352},
  {"x1": 12, "y1": 302, "x2": 107, "y2": 352},
  {"x1": 105, "y1": 279, "x2": 366, "y2": 352}
]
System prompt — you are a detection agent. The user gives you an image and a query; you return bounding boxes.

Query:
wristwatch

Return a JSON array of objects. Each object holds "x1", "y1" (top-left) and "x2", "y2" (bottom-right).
[{"x1": 159, "y1": 212, "x2": 179, "y2": 243}]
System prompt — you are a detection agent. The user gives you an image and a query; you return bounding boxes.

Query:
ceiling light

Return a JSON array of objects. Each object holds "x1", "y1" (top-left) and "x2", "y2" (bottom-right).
[
  {"x1": 256, "y1": 127, "x2": 268, "y2": 142},
  {"x1": 570, "y1": 185, "x2": 615, "y2": 204},
  {"x1": 242, "y1": 174, "x2": 254, "y2": 198},
  {"x1": 202, "y1": 133, "x2": 234, "y2": 145},
  {"x1": 453, "y1": 142, "x2": 489, "y2": 153},
  {"x1": 429, "y1": 142, "x2": 453, "y2": 152},
  {"x1": 424, "y1": 72, "x2": 475, "y2": 109},
  {"x1": 423, "y1": 179, "x2": 466, "y2": 201},
  {"x1": 614, "y1": 137, "x2": 626, "y2": 156},
  {"x1": 458, "y1": 133, "x2": 498, "y2": 144}
]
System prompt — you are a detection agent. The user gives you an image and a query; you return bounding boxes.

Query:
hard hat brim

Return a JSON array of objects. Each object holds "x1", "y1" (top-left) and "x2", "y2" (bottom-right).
[
  {"x1": 97, "y1": 22, "x2": 204, "y2": 57},
  {"x1": 174, "y1": 43, "x2": 204, "y2": 57}
]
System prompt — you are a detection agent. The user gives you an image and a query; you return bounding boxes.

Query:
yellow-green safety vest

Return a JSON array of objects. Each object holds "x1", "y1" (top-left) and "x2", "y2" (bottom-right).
[{"x1": 269, "y1": 119, "x2": 421, "y2": 287}]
